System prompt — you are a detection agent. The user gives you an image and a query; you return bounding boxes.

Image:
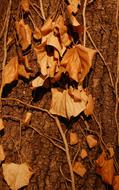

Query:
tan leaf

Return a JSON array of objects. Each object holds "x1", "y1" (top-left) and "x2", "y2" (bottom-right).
[
  {"x1": 69, "y1": 15, "x2": 81, "y2": 32},
  {"x1": 41, "y1": 18, "x2": 54, "y2": 35},
  {"x1": 18, "y1": 64, "x2": 31, "y2": 79},
  {"x1": 23, "y1": 112, "x2": 32, "y2": 125},
  {"x1": 61, "y1": 45, "x2": 96, "y2": 82},
  {"x1": 96, "y1": 159, "x2": 114, "y2": 185},
  {"x1": 16, "y1": 19, "x2": 32, "y2": 51},
  {"x1": 0, "y1": 145, "x2": 5, "y2": 161},
  {"x1": 73, "y1": 161, "x2": 86, "y2": 177},
  {"x1": 33, "y1": 27, "x2": 42, "y2": 41},
  {"x1": 68, "y1": 0, "x2": 80, "y2": 14},
  {"x1": 113, "y1": 176, "x2": 119, "y2": 190},
  {"x1": 70, "y1": 132, "x2": 79, "y2": 145},
  {"x1": 108, "y1": 147, "x2": 114, "y2": 158},
  {"x1": 0, "y1": 118, "x2": 5, "y2": 130},
  {"x1": 80, "y1": 149, "x2": 88, "y2": 159},
  {"x1": 86, "y1": 135, "x2": 97, "y2": 148},
  {"x1": 2, "y1": 57, "x2": 18, "y2": 88},
  {"x1": 50, "y1": 88, "x2": 67, "y2": 118},
  {"x1": 20, "y1": 0, "x2": 30, "y2": 12},
  {"x1": 2, "y1": 163, "x2": 33, "y2": 190},
  {"x1": 32, "y1": 75, "x2": 47, "y2": 88},
  {"x1": 84, "y1": 94, "x2": 94, "y2": 116}
]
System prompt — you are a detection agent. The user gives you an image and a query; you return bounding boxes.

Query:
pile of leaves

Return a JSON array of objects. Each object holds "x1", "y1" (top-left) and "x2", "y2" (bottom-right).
[{"x1": 0, "y1": 0, "x2": 119, "y2": 190}]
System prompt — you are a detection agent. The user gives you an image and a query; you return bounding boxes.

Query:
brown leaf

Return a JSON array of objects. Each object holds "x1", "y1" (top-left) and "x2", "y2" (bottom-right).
[
  {"x1": 61, "y1": 45, "x2": 96, "y2": 82},
  {"x1": 80, "y1": 149, "x2": 88, "y2": 159},
  {"x1": 73, "y1": 161, "x2": 86, "y2": 177},
  {"x1": 86, "y1": 135, "x2": 97, "y2": 148},
  {"x1": 96, "y1": 159, "x2": 114, "y2": 185},
  {"x1": 68, "y1": 0, "x2": 80, "y2": 14},
  {"x1": 50, "y1": 87, "x2": 88, "y2": 119},
  {"x1": 41, "y1": 18, "x2": 54, "y2": 35},
  {"x1": 33, "y1": 27, "x2": 42, "y2": 41},
  {"x1": 20, "y1": 0, "x2": 30, "y2": 12},
  {"x1": 113, "y1": 176, "x2": 119, "y2": 190},
  {"x1": 0, "y1": 118, "x2": 4, "y2": 131},
  {"x1": 0, "y1": 145, "x2": 5, "y2": 161},
  {"x1": 16, "y1": 19, "x2": 32, "y2": 51},
  {"x1": 18, "y1": 64, "x2": 31, "y2": 79},
  {"x1": 52, "y1": 66, "x2": 66, "y2": 83},
  {"x1": 84, "y1": 94, "x2": 94, "y2": 116},
  {"x1": 70, "y1": 132, "x2": 79, "y2": 145},
  {"x1": 2, "y1": 163, "x2": 33, "y2": 190},
  {"x1": 2, "y1": 57, "x2": 18, "y2": 88}
]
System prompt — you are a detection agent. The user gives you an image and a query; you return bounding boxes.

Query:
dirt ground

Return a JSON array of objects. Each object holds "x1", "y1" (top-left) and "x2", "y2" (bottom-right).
[{"x1": 0, "y1": 0, "x2": 119, "y2": 190}]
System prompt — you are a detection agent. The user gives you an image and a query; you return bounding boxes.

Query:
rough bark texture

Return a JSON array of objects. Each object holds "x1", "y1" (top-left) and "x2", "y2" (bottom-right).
[{"x1": 0, "y1": 0, "x2": 118, "y2": 190}]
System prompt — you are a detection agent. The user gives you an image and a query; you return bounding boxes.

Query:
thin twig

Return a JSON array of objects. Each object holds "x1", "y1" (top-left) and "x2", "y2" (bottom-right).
[
  {"x1": 39, "y1": 0, "x2": 46, "y2": 20},
  {"x1": 86, "y1": 30, "x2": 114, "y2": 88},
  {"x1": 83, "y1": 0, "x2": 88, "y2": 46},
  {"x1": 55, "y1": 117, "x2": 76, "y2": 190},
  {"x1": 30, "y1": 1, "x2": 43, "y2": 20},
  {"x1": 92, "y1": 113, "x2": 102, "y2": 137},
  {"x1": 115, "y1": 0, "x2": 119, "y2": 145}
]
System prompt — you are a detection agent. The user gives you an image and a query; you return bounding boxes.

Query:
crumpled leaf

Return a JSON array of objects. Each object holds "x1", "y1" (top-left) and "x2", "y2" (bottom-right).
[
  {"x1": 33, "y1": 27, "x2": 42, "y2": 41},
  {"x1": 16, "y1": 19, "x2": 32, "y2": 51},
  {"x1": 50, "y1": 86, "x2": 89, "y2": 119},
  {"x1": 73, "y1": 161, "x2": 86, "y2": 177},
  {"x1": 113, "y1": 176, "x2": 119, "y2": 190},
  {"x1": 2, "y1": 57, "x2": 18, "y2": 88},
  {"x1": 96, "y1": 151, "x2": 114, "y2": 185},
  {"x1": 2, "y1": 163, "x2": 33, "y2": 190},
  {"x1": 41, "y1": 18, "x2": 54, "y2": 35},
  {"x1": 20, "y1": 0, "x2": 30, "y2": 12},
  {"x1": 61, "y1": 45, "x2": 96, "y2": 83},
  {"x1": 0, "y1": 145, "x2": 5, "y2": 161},
  {"x1": 0, "y1": 118, "x2": 5, "y2": 130}
]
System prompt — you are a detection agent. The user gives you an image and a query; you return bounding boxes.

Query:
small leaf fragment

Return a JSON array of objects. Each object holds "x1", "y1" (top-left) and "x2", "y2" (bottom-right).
[
  {"x1": 32, "y1": 75, "x2": 47, "y2": 88},
  {"x1": 113, "y1": 176, "x2": 119, "y2": 190},
  {"x1": 0, "y1": 118, "x2": 4, "y2": 130},
  {"x1": 0, "y1": 145, "x2": 5, "y2": 161},
  {"x1": 23, "y1": 112, "x2": 32, "y2": 125},
  {"x1": 80, "y1": 149, "x2": 88, "y2": 159},
  {"x1": 70, "y1": 132, "x2": 79, "y2": 145},
  {"x1": 84, "y1": 95, "x2": 94, "y2": 116},
  {"x1": 20, "y1": 0, "x2": 30, "y2": 12},
  {"x1": 73, "y1": 161, "x2": 86, "y2": 177},
  {"x1": 16, "y1": 19, "x2": 32, "y2": 51},
  {"x1": 2, "y1": 163, "x2": 33, "y2": 190},
  {"x1": 86, "y1": 135, "x2": 97, "y2": 148}
]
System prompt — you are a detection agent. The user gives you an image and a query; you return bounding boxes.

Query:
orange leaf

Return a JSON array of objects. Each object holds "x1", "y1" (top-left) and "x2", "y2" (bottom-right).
[
  {"x1": 16, "y1": 19, "x2": 32, "y2": 51},
  {"x1": 113, "y1": 176, "x2": 119, "y2": 190},
  {"x1": 20, "y1": 0, "x2": 30, "y2": 12},
  {"x1": 73, "y1": 161, "x2": 86, "y2": 177},
  {"x1": 68, "y1": 0, "x2": 80, "y2": 14},
  {"x1": 86, "y1": 135, "x2": 97, "y2": 148},
  {"x1": 18, "y1": 64, "x2": 31, "y2": 79},
  {"x1": 70, "y1": 132, "x2": 79, "y2": 145},
  {"x1": 41, "y1": 18, "x2": 54, "y2": 35},
  {"x1": 33, "y1": 27, "x2": 42, "y2": 41}
]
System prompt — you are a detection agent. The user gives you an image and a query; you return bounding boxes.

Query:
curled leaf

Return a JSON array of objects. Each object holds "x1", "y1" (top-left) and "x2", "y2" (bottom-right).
[
  {"x1": 16, "y1": 19, "x2": 32, "y2": 51},
  {"x1": 2, "y1": 163, "x2": 33, "y2": 190}
]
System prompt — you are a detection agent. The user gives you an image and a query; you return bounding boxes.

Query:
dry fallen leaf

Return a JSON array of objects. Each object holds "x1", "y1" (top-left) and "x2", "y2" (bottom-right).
[
  {"x1": 73, "y1": 161, "x2": 86, "y2": 177},
  {"x1": 84, "y1": 94, "x2": 94, "y2": 116},
  {"x1": 23, "y1": 112, "x2": 32, "y2": 125},
  {"x1": 16, "y1": 19, "x2": 32, "y2": 51},
  {"x1": 2, "y1": 57, "x2": 18, "y2": 88},
  {"x1": 50, "y1": 87, "x2": 89, "y2": 119},
  {"x1": 32, "y1": 75, "x2": 47, "y2": 88},
  {"x1": 80, "y1": 149, "x2": 88, "y2": 159},
  {"x1": 0, "y1": 145, "x2": 5, "y2": 161},
  {"x1": 41, "y1": 18, "x2": 54, "y2": 35},
  {"x1": 86, "y1": 135, "x2": 97, "y2": 148},
  {"x1": 70, "y1": 132, "x2": 79, "y2": 145},
  {"x1": 96, "y1": 158, "x2": 114, "y2": 185},
  {"x1": 0, "y1": 118, "x2": 4, "y2": 130},
  {"x1": 18, "y1": 64, "x2": 31, "y2": 79},
  {"x1": 108, "y1": 147, "x2": 114, "y2": 158},
  {"x1": 61, "y1": 45, "x2": 96, "y2": 82},
  {"x1": 2, "y1": 163, "x2": 33, "y2": 190},
  {"x1": 113, "y1": 176, "x2": 119, "y2": 190},
  {"x1": 20, "y1": 0, "x2": 30, "y2": 12},
  {"x1": 68, "y1": 0, "x2": 80, "y2": 14},
  {"x1": 33, "y1": 27, "x2": 42, "y2": 41}
]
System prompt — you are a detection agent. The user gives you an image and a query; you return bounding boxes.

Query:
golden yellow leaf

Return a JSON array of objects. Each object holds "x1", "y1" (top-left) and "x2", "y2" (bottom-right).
[
  {"x1": 2, "y1": 57, "x2": 18, "y2": 88},
  {"x1": 73, "y1": 161, "x2": 86, "y2": 177},
  {"x1": 0, "y1": 145, "x2": 5, "y2": 161},
  {"x1": 20, "y1": 0, "x2": 30, "y2": 12},
  {"x1": 86, "y1": 135, "x2": 97, "y2": 148},
  {"x1": 113, "y1": 176, "x2": 119, "y2": 190},
  {"x1": 70, "y1": 132, "x2": 79, "y2": 145},
  {"x1": 84, "y1": 94, "x2": 94, "y2": 116},
  {"x1": 0, "y1": 118, "x2": 4, "y2": 131},
  {"x1": 61, "y1": 45, "x2": 96, "y2": 82},
  {"x1": 16, "y1": 19, "x2": 32, "y2": 51},
  {"x1": 2, "y1": 163, "x2": 33, "y2": 190}
]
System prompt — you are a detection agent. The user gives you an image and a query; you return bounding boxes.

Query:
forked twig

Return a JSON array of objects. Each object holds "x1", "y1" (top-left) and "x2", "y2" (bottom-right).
[
  {"x1": 83, "y1": 0, "x2": 88, "y2": 46},
  {"x1": 86, "y1": 30, "x2": 114, "y2": 88}
]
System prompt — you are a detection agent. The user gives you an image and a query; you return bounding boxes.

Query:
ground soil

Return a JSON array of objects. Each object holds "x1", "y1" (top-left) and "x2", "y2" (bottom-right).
[{"x1": 0, "y1": 0, "x2": 119, "y2": 190}]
